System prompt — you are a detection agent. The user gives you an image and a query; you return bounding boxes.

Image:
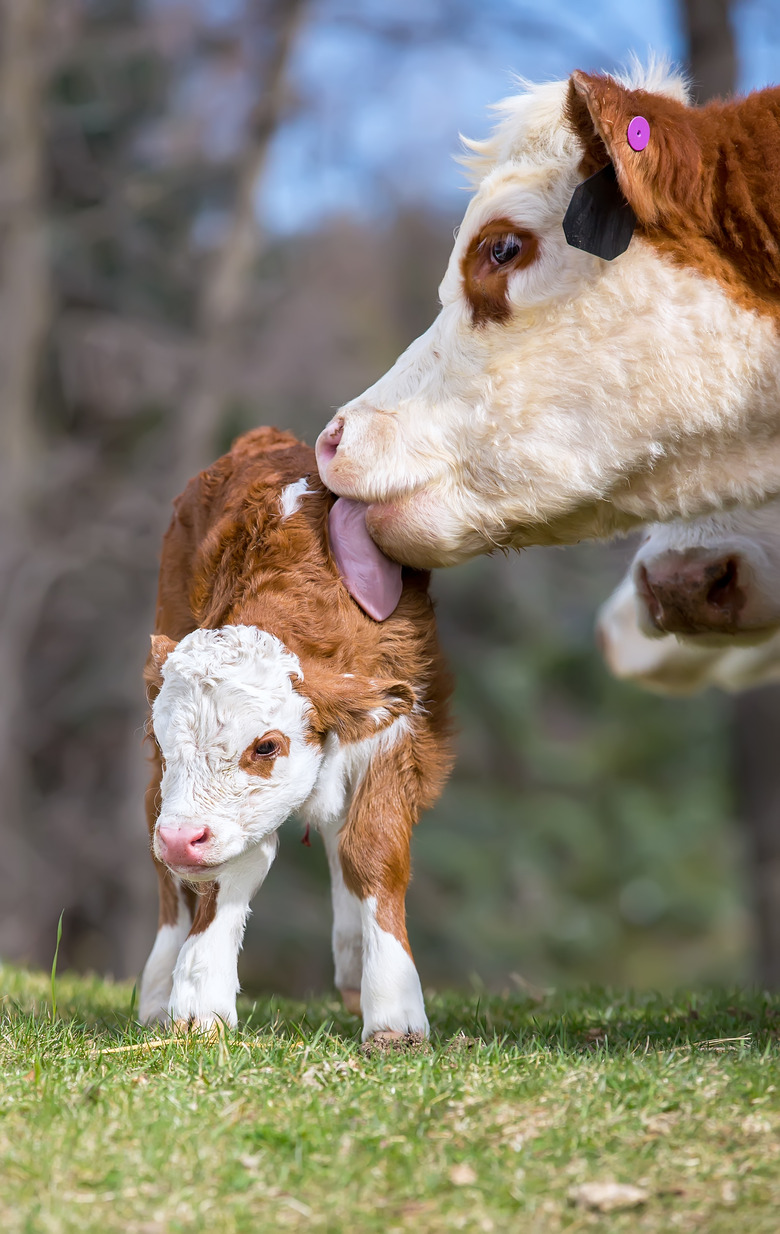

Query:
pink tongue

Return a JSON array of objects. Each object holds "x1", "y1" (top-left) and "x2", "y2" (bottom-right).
[{"x1": 328, "y1": 498, "x2": 403, "y2": 621}]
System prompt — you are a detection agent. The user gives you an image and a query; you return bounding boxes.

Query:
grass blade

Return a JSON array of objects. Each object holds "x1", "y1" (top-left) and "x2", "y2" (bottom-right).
[{"x1": 50, "y1": 910, "x2": 64, "y2": 1021}]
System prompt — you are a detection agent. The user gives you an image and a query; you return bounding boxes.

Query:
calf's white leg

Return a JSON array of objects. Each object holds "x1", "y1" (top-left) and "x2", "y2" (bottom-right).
[
  {"x1": 168, "y1": 837, "x2": 278, "y2": 1030},
  {"x1": 322, "y1": 821, "x2": 363, "y2": 1013},
  {"x1": 139, "y1": 871, "x2": 193, "y2": 1025}
]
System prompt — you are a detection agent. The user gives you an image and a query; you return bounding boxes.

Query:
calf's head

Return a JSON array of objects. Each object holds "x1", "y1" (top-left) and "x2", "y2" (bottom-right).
[
  {"x1": 147, "y1": 626, "x2": 414, "y2": 879},
  {"x1": 317, "y1": 64, "x2": 780, "y2": 566}
]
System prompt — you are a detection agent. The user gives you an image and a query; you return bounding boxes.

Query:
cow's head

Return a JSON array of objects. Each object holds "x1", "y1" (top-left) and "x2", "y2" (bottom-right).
[
  {"x1": 317, "y1": 62, "x2": 780, "y2": 566},
  {"x1": 629, "y1": 498, "x2": 780, "y2": 646},
  {"x1": 147, "y1": 626, "x2": 414, "y2": 879}
]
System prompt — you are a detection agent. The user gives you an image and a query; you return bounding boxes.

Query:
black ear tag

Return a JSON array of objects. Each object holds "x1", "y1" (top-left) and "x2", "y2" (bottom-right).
[{"x1": 562, "y1": 162, "x2": 636, "y2": 261}]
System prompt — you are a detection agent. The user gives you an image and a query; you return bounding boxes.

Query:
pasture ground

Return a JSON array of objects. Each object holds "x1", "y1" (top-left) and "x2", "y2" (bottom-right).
[{"x1": 1, "y1": 965, "x2": 779, "y2": 1232}]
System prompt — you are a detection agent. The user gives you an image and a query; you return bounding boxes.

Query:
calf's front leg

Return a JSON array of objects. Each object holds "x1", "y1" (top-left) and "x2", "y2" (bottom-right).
[
  {"x1": 139, "y1": 739, "x2": 196, "y2": 1025},
  {"x1": 339, "y1": 753, "x2": 428, "y2": 1041},
  {"x1": 139, "y1": 865, "x2": 194, "y2": 1024},
  {"x1": 168, "y1": 837, "x2": 277, "y2": 1030}
]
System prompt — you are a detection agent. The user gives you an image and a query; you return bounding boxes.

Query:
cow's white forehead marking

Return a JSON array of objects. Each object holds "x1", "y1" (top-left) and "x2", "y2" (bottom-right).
[
  {"x1": 459, "y1": 56, "x2": 689, "y2": 184},
  {"x1": 279, "y1": 477, "x2": 311, "y2": 521}
]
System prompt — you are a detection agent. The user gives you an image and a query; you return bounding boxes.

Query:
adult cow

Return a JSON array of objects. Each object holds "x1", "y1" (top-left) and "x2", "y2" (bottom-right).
[{"x1": 317, "y1": 62, "x2": 780, "y2": 570}]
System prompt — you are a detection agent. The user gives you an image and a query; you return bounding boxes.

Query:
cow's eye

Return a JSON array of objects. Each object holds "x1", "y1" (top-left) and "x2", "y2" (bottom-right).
[
  {"x1": 490, "y1": 234, "x2": 523, "y2": 265},
  {"x1": 252, "y1": 738, "x2": 279, "y2": 760}
]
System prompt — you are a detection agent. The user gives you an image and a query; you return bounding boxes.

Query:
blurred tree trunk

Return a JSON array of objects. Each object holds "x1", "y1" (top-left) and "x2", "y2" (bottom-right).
[
  {"x1": 680, "y1": 0, "x2": 737, "y2": 102},
  {"x1": 0, "y1": 0, "x2": 52, "y2": 957},
  {"x1": 682, "y1": 0, "x2": 780, "y2": 986},
  {"x1": 733, "y1": 688, "x2": 780, "y2": 987},
  {"x1": 177, "y1": 0, "x2": 308, "y2": 486}
]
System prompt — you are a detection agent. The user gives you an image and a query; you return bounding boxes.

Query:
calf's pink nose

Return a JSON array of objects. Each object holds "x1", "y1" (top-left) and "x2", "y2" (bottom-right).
[{"x1": 157, "y1": 823, "x2": 212, "y2": 867}]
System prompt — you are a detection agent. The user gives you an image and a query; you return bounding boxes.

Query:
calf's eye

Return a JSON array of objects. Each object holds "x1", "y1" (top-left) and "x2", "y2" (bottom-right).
[
  {"x1": 490, "y1": 234, "x2": 523, "y2": 265},
  {"x1": 240, "y1": 729, "x2": 290, "y2": 776},
  {"x1": 252, "y1": 738, "x2": 279, "y2": 760}
]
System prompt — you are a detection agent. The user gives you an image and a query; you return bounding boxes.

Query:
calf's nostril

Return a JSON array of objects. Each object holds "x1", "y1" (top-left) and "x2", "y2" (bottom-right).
[{"x1": 190, "y1": 826, "x2": 211, "y2": 848}]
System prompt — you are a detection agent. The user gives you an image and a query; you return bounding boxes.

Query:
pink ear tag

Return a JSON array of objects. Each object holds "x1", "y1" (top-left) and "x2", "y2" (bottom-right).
[{"x1": 627, "y1": 116, "x2": 650, "y2": 152}]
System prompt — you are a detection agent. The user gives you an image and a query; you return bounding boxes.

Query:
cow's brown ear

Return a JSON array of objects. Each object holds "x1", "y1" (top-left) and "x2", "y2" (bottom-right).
[
  {"x1": 567, "y1": 71, "x2": 701, "y2": 229},
  {"x1": 144, "y1": 634, "x2": 178, "y2": 691},
  {"x1": 298, "y1": 667, "x2": 415, "y2": 744}
]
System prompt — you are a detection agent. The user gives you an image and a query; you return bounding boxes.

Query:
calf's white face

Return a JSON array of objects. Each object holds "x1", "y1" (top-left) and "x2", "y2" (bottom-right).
[
  {"x1": 317, "y1": 64, "x2": 780, "y2": 566},
  {"x1": 150, "y1": 627, "x2": 321, "y2": 878},
  {"x1": 149, "y1": 625, "x2": 415, "y2": 881}
]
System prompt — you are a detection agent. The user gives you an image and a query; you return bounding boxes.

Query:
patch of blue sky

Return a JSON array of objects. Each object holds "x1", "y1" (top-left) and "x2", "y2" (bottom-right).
[
  {"x1": 734, "y1": 0, "x2": 780, "y2": 94},
  {"x1": 259, "y1": 0, "x2": 698, "y2": 233}
]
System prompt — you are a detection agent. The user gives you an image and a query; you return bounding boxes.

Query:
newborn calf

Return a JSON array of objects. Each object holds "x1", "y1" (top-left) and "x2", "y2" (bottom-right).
[{"x1": 138, "y1": 428, "x2": 453, "y2": 1040}]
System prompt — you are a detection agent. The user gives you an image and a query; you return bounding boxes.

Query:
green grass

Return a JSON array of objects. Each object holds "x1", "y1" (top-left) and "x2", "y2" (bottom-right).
[{"x1": 2, "y1": 966, "x2": 780, "y2": 1232}]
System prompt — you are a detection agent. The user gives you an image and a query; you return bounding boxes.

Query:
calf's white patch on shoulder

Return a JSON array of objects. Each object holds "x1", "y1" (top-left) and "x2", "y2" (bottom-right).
[
  {"x1": 279, "y1": 477, "x2": 311, "y2": 520},
  {"x1": 300, "y1": 716, "x2": 409, "y2": 830}
]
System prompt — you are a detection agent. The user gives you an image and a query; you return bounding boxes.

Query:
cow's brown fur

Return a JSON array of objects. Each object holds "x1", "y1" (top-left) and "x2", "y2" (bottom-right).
[
  {"x1": 460, "y1": 218, "x2": 540, "y2": 325},
  {"x1": 145, "y1": 426, "x2": 454, "y2": 955},
  {"x1": 568, "y1": 75, "x2": 780, "y2": 324}
]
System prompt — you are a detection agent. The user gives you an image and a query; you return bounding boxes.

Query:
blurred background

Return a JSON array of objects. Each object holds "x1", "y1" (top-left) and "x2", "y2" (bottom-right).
[{"x1": 3, "y1": 0, "x2": 780, "y2": 997}]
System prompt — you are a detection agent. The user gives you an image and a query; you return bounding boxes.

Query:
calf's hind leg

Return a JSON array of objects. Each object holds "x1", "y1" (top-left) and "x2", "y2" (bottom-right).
[
  {"x1": 339, "y1": 749, "x2": 428, "y2": 1041},
  {"x1": 322, "y1": 823, "x2": 363, "y2": 1014}
]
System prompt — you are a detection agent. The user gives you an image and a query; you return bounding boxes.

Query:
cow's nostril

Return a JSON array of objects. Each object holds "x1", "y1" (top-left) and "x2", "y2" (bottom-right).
[
  {"x1": 190, "y1": 826, "x2": 211, "y2": 848},
  {"x1": 636, "y1": 564, "x2": 664, "y2": 626},
  {"x1": 706, "y1": 558, "x2": 739, "y2": 610},
  {"x1": 317, "y1": 419, "x2": 344, "y2": 468}
]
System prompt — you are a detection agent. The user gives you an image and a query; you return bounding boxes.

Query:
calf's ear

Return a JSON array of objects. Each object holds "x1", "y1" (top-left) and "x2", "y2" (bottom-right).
[
  {"x1": 299, "y1": 667, "x2": 415, "y2": 744},
  {"x1": 144, "y1": 634, "x2": 178, "y2": 691},
  {"x1": 566, "y1": 71, "x2": 702, "y2": 233}
]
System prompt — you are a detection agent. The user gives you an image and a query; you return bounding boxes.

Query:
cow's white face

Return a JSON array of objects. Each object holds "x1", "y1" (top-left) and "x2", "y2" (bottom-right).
[
  {"x1": 630, "y1": 497, "x2": 780, "y2": 646},
  {"x1": 317, "y1": 66, "x2": 780, "y2": 567},
  {"x1": 150, "y1": 627, "x2": 321, "y2": 878}
]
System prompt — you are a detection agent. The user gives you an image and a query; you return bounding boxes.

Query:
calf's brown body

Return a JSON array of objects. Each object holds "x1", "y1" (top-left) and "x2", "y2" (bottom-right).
[{"x1": 143, "y1": 427, "x2": 453, "y2": 1022}]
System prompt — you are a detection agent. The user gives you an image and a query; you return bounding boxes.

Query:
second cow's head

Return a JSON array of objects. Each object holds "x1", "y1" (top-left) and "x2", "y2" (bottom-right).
[{"x1": 146, "y1": 626, "x2": 414, "y2": 879}]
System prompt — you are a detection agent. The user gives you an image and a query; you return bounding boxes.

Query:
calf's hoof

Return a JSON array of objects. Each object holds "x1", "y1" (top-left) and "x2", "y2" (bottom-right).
[
  {"x1": 171, "y1": 1016, "x2": 226, "y2": 1041},
  {"x1": 339, "y1": 988, "x2": 361, "y2": 1015},
  {"x1": 361, "y1": 1030, "x2": 428, "y2": 1057}
]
